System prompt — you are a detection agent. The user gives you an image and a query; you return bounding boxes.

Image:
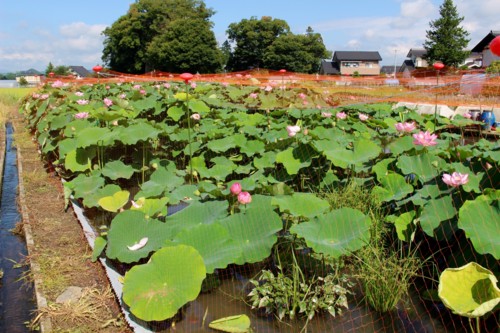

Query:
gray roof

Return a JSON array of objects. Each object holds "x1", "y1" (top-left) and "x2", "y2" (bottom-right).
[
  {"x1": 319, "y1": 59, "x2": 340, "y2": 75},
  {"x1": 471, "y1": 30, "x2": 500, "y2": 52},
  {"x1": 69, "y1": 66, "x2": 91, "y2": 77},
  {"x1": 407, "y1": 48, "x2": 427, "y2": 58},
  {"x1": 332, "y1": 51, "x2": 382, "y2": 62}
]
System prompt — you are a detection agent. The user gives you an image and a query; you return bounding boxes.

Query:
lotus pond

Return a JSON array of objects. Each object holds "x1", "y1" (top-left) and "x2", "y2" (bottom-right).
[{"x1": 19, "y1": 78, "x2": 499, "y2": 332}]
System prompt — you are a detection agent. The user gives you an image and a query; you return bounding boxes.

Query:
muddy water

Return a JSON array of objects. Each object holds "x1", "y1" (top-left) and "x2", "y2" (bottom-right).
[{"x1": 0, "y1": 123, "x2": 36, "y2": 332}]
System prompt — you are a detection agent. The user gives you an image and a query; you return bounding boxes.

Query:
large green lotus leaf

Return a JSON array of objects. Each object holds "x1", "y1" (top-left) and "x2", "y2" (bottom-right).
[
  {"x1": 418, "y1": 195, "x2": 457, "y2": 236},
  {"x1": 388, "y1": 136, "x2": 415, "y2": 155},
  {"x1": 68, "y1": 173, "x2": 105, "y2": 200},
  {"x1": 290, "y1": 208, "x2": 371, "y2": 258},
  {"x1": 165, "y1": 200, "x2": 229, "y2": 236},
  {"x1": 75, "y1": 127, "x2": 112, "y2": 148},
  {"x1": 209, "y1": 315, "x2": 251, "y2": 333},
  {"x1": 234, "y1": 113, "x2": 266, "y2": 127},
  {"x1": 136, "y1": 167, "x2": 184, "y2": 198},
  {"x1": 271, "y1": 193, "x2": 330, "y2": 219},
  {"x1": 438, "y1": 262, "x2": 500, "y2": 318},
  {"x1": 204, "y1": 157, "x2": 237, "y2": 180},
  {"x1": 84, "y1": 184, "x2": 122, "y2": 208},
  {"x1": 372, "y1": 173, "x2": 414, "y2": 202},
  {"x1": 402, "y1": 184, "x2": 441, "y2": 207},
  {"x1": 167, "y1": 105, "x2": 184, "y2": 122},
  {"x1": 169, "y1": 223, "x2": 240, "y2": 274},
  {"x1": 64, "y1": 147, "x2": 95, "y2": 172},
  {"x1": 397, "y1": 153, "x2": 445, "y2": 183},
  {"x1": 240, "y1": 140, "x2": 265, "y2": 157},
  {"x1": 58, "y1": 138, "x2": 77, "y2": 160},
  {"x1": 207, "y1": 134, "x2": 247, "y2": 153},
  {"x1": 168, "y1": 184, "x2": 199, "y2": 204},
  {"x1": 92, "y1": 235, "x2": 107, "y2": 262},
  {"x1": 275, "y1": 144, "x2": 315, "y2": 176},
  {"x1": 130, "y1": 197, "x2": 169, "y2": 218},
  {"x1": 106, "y1": 210, "x2": 174, "y2": 263},
  {"x1": 386, "y1": 211, "x2": 416, "y2": 242},
  {"x1": 49, "y1": 113, "x2": 72, "y2": 130},
  {"x1": 372, "y1": 158, "x2": 395, "y2": 182},
  {"x1": 459, "y1": 191, "x2": 500, "y2": 259},
  {"x1": 123, "y1": 245, "x2": 206, "y2": 321},
  {"x1": 219, "y1": 195, "x2": 282, "y2": 265},
  {"x1": 101, "y1": 160, "x2": 137, "y2": 180},
  {"x1": 117, "y1": 122, "x2": 161, "y2": 145},
  {"x1": 254, "y1": 151, "x2": 276, "y2": 169},
  {"x1": 92, "y1": 107, "x2": 130, "y2": 121},
  {"x1": 63, "y1": 119, "x2": 93, "y2": 138},
  {"x1": 189, "y1": 99, "x2": 210, "y2": 114},
  {"x1": 322, "y1": 139, "x2": 381, "y2": 169},
  {"x1": 98, "y1": 190, "x2": 130, "y2": 212}
]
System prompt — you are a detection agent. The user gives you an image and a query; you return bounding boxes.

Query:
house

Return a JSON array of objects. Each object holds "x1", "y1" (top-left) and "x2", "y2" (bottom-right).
[
  {"x1": 68, "y1": 66, "x2": 91, "y2": 79},
  {"x1": 401, "y1": 47, "x2": 481, "y2": 71},
  {"x1": 470, "y1": 30, "x2": 500, "y2": 67},
  {"x1": 319, "y1": 51, "x2": 382, "y2": 76},
  {"x1": 406, "y1": 48, "x2": 428, "y2": 68},
  {"x1": 15, "y1": 75, "x2": 41, "y2": 86}
]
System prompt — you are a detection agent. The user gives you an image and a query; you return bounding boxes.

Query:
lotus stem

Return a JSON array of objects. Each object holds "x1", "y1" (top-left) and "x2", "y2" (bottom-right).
[{"x1": 185, "y1": 84, "x2": 193, "y2": 184}]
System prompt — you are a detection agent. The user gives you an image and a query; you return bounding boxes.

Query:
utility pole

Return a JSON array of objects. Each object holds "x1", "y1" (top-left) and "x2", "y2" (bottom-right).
[{"x1": 393, "y1": 49, "x2": 397, "y2": 79}]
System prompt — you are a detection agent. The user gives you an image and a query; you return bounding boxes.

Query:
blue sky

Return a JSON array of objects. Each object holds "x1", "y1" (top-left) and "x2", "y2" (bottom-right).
[{"x1": 1, "y1": 0, "x2": 499, "y2": 72}]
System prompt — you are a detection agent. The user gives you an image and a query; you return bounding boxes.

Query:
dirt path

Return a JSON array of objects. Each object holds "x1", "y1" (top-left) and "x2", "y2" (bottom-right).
[{"x1": 10, "y1": 106, "x2": 132, "y2": 332}]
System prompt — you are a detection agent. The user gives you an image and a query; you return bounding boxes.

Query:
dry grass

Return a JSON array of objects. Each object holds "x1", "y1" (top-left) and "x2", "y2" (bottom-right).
[{"x1": 30, "y1": 287, "x2": 126, "y2": 332}]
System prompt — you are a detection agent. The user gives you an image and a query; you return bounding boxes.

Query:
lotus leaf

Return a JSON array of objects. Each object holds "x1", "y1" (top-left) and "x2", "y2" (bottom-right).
[
  {"x1": 438, "y1": 262, "x2": 500, "y2": 318},
  {"x1": 209, "y1": 315, "x2": 251, "y2": 333},
  {"x1": 388, "y1": 136, "x2": 415, "y2": 155},
  {"x1": 130, "y1": 197, "x2": 169, "y2": 217},
  {"x1": 459, "y1": 191, "x2": 500, "y2": 259},
  {"x1": 271, "y1": 193, "x2": 330, "y2": 218},
  {"x1": 83, "y1": 184, "x2": 122, "y2": 208},
  {"x1": 75, "y1": 127, "x2": 112, "y2": 148},
  {"x1": 208, "y1": 134, "x2": 246, "y2": 153},
  {"x1": 122, "y1": 245, "x2": 206, "y2": 321},
  {"x1": 386, "y1": 211, "x2": 416, "y2": 242},
  {"x1": 165, "y1": 200, "x2": 229, "y2": 236},
  {"x1": 167, "y1": 184, "x2": 199, "y2": 204},
  {"x1": 169, "y1": 223, "x2": 240, "y2": 274},
  {"x1": 321, "y1": 139, "x2": 381, "y2": 169},
  {"x1": 64, "y1": 147, "x2": 95, "y2": 172},
  {"x1": 68, "y1": 173, "x2": 105, "y2": 200},
  {"x1": 167, "y1": 105, "x2": 184, "y2": 121},
  {"x1": 106, "y1": 210, "x2": 174, "y2": 263},
  {"x1": 98, "y1": 190, "x2": 130, "y2": 212},
  {"x1": 92, "y1": 236, "x2": 107, "y2": 262},
  {"x1": 101, "y1": 160, "x2": 137, "y2": 180},
  {"x1": 189, "y1": 99, "x2": 210, "y2": 114},
  {"x1": 276, "y1": 144, "x2": 315, "y2": 175},
  {"x1": 136, "y1": 167, "x2": 184, "y2": 198},
  {"x1": 372, "y1": 173, "x2": 414, "y2": 202},
  {"x1": 418, "y1": 195, "x2": 456, "y2": 237},
  {"x1": 290, "y1": 208, "x2": 371, "y2": 258},
  {"x1": 397, "y1": 153, "x2": 445, "y2": 183},
  {"x1": 116, "y1": 122, "x2": 161, "y2": 145},
  {"x1": 219, "y1": 195, "x2": 282, "y2": 264}
]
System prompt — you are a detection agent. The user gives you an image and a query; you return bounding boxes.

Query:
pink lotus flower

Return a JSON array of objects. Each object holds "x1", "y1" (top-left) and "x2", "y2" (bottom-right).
[
  {"x1": 442, "y1": 172, "x2": 469, "y2": 188},
  {"x1": 75, "y1": 91, "x2": 84, "y2": 96},
  {"x1": 286, "y1": 125, "x2": 301, "y2": 137},
  {"x1": 76, "y1": 99, "x2": 89, "y2": 105},
  {"x1": 133, "y1": 84, "x2": 141, "y2": 90},
  {"x1": 222, "y1": 82, "x2": 229, "y2": 87},
  {"x1": 336, "y1": 111, "x2": 347, "y2": 120},
  {"x1": 264, "y1": 85, "x2": 273, "y2": 92},
  {"x1": 249, "y1": 93, "x2": 258, "y2": 99},
  {"x1": 190, "y1": 82, "x2": 197, "y2": 89},
  {"x1": 413, "y1": 131, "x2": 438, "y2": 147},
  {"x1": 359, "y1": 113, "x2": 369, "y2": 121},
  {"x1": 230, "y1": 182, "x2": 242, "y2": 195},
  {"x1": 298, "y1": 93, "x2": 307, "y2": 100},
  {"x1": 463, "y1": 113, "x2": 472, "y2": 119},
  {"x1": 40, "y1": 94, "x2": 49, "y2": 100},
  {"x1": 237, "y1": 191, "x2": 252, "y2": 205},
  {"x1": 395, "y1": 121, "x2": 416, "y2": 132},
  {"x1": 190, "y1": 113, "x2": 200, "y2": 120},
  {"x1": 51, "y1": 80, "x2": 64, "y2": 88},
  {"x1": 32, "y1": 93, "x2": 40, "y2": 99},
  {"x1": 321, "y1": 112, "x2": 332, "y2": 118},
  {"x1": 140, "y1": 89, "x2": 146, "y2": 95},
  {"x1": 74, "y1": 112, "x2": 89, "y2": 119},
  {"x1": 119, "y1": 93, "x2": 127, "y2": 99},
  {"x1": 103, "y1": 98, "x2": 113, "y2": 107},
  {"x1": 164, "y1": 83, "x2": 171, "y2": 89}
]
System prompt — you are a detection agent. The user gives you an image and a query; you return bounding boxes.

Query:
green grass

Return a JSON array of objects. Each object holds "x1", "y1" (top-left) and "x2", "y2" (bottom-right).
[{"x1": 0, "y1": 88, "x2": 34, "y2": 125}]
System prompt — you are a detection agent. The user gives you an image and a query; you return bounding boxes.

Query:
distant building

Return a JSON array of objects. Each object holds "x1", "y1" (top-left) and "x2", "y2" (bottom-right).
[
  {"x1": 68, "y1": 66, "x2": 91, "y2": 79},
  {"x1": 319, "y1": 51, "x2": 382, "y2": 76},
  {"x1": 15, "y1": 75, "x2": 41, "y2": 87},
  {"x1": 470, "y1": 30, "x2": 500, "y2": 67}
]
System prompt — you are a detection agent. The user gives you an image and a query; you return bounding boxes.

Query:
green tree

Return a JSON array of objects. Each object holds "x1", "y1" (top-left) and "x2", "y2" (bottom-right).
[
  {"x1": 486, "y1": 60, "x2": 500, "y2": 74},
  {"x1": 226, "y1": 16, "x2": 290, "y2": 71},
  {"x1": 45, "y1": 62, "x2": 55, "y2": 76},
  {"x1": 53, "y1": 65, "x2": 70, "y2": 76},
  {"x1": 263, "y1": 27, "x2": 328, "y2": 73},
  {"x1": 423, "y1": 0, "x2": 470, "y2": 67},
  {"x1": 102, "y1": 0, "x2": 222, "y2": 73},
  {"x1": 18, "y1": 77, "x2": 29, "y2": 87}
]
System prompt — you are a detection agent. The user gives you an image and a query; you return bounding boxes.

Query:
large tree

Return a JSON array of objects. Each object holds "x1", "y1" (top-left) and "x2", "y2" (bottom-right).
[
  {"x1": 101, "y1": 0, "x2": 222, "y2": 73},
  {"x1": 263, "y1": 27, "x2": 328, "y2": 73},
  {"x1": 225, "y1": 16, "x2": 290, "y2": 71},
  {"x1": 423, "y1": 0, "x2": 470, "y2": 67}
]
